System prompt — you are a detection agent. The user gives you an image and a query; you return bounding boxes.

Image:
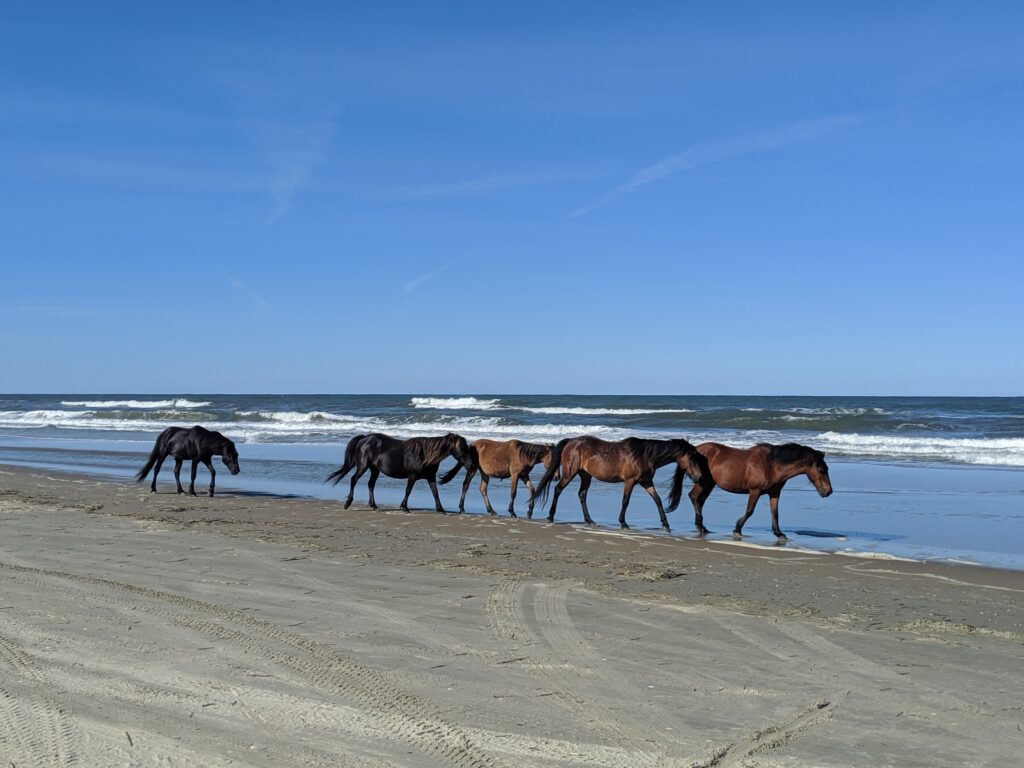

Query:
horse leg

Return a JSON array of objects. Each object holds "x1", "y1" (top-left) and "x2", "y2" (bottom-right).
[
  {"x1": 524, "y1": 477, "x2": 537, "y2": 519},
  {"x1": 345, "y1": 464, "x2": 367, "y2": 509},
  {"x1": 689, "y1": 482, "x2": 714, "y2": 536},
  {"x1": 428, "y1": 474, "x2": 446, "y2": 514},
  {"x1": 618, "y1": 479, "x2": 636, "y2": 529},
  {"x1": 547, "y1": 472, "x2": 575, "y2": 523},
  {"x1": 507, "y1": 472, "x2": 520, "y2": 518},
  {"x1": 642, "y1": 480, "x2": 670, "y2": 532},
  {"x1": 188, "y1": 459, "x2": 199, "y2": 496},
  {"x1": 400, "y1": 477, "x2": 416, "y2": 512},
  {"x1": 174, "y1": 459, "x2": 184, "y2": 494},
  {"x1": 577, "y1": 472, "x2": 596, "y2": 527},
  {"x1": 458, "y1": 466, "x2": 476, "y2": 513},
  {"x1": 768, "y1": 486, "x2": 787, "y2": 540},
  {"x1": 734, "y1": 491, "x2": 761, "y2": 538},
  {"x1": 150, "y1": 455, "x2": 166, "y2": 493},
  {"x1": 366, "y1": 467, "x2": 380, "y2": 509},
  {"x1": 479, "y1": 472, "x2": 496, "y2": 515},
  {"x1": 204, "y1": 459, "x2": 216, "y2": 497}
]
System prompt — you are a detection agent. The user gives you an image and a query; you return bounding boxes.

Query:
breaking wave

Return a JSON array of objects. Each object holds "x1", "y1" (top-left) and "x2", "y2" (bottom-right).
[{"x1": 61, "y1": 399, "x2": 211, "y2": 409}]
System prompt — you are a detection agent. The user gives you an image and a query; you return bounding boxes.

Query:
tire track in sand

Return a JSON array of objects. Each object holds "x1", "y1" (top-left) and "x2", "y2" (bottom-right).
[
  {"x1": 0, "y1": 560, "x2": 505, "y2": 768},
  {"x1": 0, "y1": 625, "x2": 80, "y2": 767},
  {"x1": 692, "y1": 695, "x2": 844, "y2": 768},
  {"x1": 487, "y1": 578, "x2": 690, "y2": 766}
]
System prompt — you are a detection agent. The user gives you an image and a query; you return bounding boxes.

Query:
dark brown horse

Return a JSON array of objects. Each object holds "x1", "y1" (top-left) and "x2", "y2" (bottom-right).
[
  {"x1": 668, "y1": 442, "x2": 832, "y2": 540},
  {"x1": 326, "y1": 432, "x2": 474, "y2": 513},
  {"x1": 441, "y1": 439, "x2": 555, "y2": 518},
  {"x1": 534, "y1": 436, "x2": 706, "y2": 530}
]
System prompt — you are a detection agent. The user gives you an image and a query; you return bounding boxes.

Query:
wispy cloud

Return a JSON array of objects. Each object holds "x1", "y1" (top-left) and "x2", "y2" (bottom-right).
[
  {"x1": 571, "y1": 114, "x2": 862, "y2": 217},
  {"x1": 226, "y1": 275, "x2": 270, "y2": 308},
  {"x1": 403, "y1": 262, "x2": 454, "y2": 294},
  {"x1": 377, "y1": 170, "x2": 585, "y2": 202},
  {"x1": 262, "y1": 119, "x2": 336, "y2": 223}
]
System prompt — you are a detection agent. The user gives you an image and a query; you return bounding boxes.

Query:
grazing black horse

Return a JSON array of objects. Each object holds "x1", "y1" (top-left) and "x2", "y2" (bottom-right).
[
  {"x1": 136, "y1": 426, "x2": 240, "y2": 496},
  {"x1": 326, "y1": 432, "x2": 474, "y2": 513}
]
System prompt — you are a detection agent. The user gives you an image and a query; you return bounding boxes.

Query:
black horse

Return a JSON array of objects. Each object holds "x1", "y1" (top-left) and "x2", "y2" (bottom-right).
[
  {"x1": 136, "y1": 426, "x2": 240, "y2": 496},
  {"x1": 326, "y1": 432, "x2": 474, "y2": 513}
]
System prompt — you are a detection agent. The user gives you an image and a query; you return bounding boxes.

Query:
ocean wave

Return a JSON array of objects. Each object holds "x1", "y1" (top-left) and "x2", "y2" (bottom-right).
[
  {"x1": 237, "y1": 410, "x2": 360, "y2": 424},
  {"x1": 518, "y1": 406, "x2": 696, "y2": 416},
  {"x1": 61, "y1": 399, "x2": 211, "y2": 409},
  {"x1": 816, "y1": 431, "x2": 1024, "y2": 466},
  {"x1": 0, "y1": 407, "x2": 620, "y2": 444},
  {"x1": 410, "y1": 397, "x2": 501, "y2": 410}
]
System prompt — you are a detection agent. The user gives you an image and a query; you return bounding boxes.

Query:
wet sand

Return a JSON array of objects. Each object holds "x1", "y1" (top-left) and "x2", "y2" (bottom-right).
[{"x1": 1, "y1": 464, "x2": 1022, "y2": 766}]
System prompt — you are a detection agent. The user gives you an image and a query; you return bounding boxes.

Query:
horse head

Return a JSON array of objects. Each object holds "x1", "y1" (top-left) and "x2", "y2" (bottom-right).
[
  {"x1": 676, "y1": 440, "x2": 708, "y2": 486},
  {"x1": 446, "y1": 433, "x2": 475, "y2": 469},
  {"x1": 222, "y1": 440, "x2": 241, "y2": 475},
  {"x1": 807, "y1": 451, "x2": 832, "y2": 497}
]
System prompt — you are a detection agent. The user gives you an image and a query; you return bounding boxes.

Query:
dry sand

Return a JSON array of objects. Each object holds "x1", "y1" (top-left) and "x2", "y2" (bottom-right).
[{"x1": 1, "y1": 465, "x2": 1022, "y2": 767}]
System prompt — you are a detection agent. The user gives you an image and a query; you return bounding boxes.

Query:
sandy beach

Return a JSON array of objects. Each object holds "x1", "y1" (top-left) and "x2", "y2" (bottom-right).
[{"x1": 1, "y1": 465, "x2": 1022, "y2": 767}]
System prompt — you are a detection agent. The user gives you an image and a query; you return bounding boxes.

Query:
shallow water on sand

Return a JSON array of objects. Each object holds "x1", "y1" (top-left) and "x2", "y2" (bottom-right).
[{"x1": 2, "y1": 433, "x2": 1022, "y2": 570}]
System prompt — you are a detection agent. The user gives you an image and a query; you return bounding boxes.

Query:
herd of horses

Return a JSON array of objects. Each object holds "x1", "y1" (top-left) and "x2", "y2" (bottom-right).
[{"x1": 136, "y1": 426, "x2": 833, "y2": 540}]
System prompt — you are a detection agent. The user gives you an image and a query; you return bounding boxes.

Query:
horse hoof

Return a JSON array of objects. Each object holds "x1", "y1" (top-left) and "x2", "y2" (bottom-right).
[
  {"x1": 662, "y1": 525, "x2": 671, "y2": 532},
  {"x1": 588, "y1": 522, "x2": 599, "y2": 528},
  {"x1": 526, "y1": 513, "x2": 533, "y2": 520},
  {"x1": 547, "y1": 516, "x2": 555, "y2": 523},
  {"x1": 509, "y1": 512, "x2": 517, "y2": 519},
  {"x1": 732, "y1": 531, "x2": 744, "y2": 540},
  {"x1": 488, "y1": 511, "x2": 497, "y2": 516},
  {"x1": 343, "y1": 499, "x2": 353, "y2": 510},
  {"x1": 775, "y1": 534, "x2": 789, "y2": 542},
  {"x1": 620, "y1": 523, "x2": 630, "y2": 530},
  {"x1": 401, "y1": 506, "x2": 410, "y2": 514}
]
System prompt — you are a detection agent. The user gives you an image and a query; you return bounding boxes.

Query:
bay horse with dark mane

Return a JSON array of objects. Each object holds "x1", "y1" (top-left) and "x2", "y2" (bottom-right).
[
  {"x1": 534, "y1": 436, "x2": 706, "y2": 530},
  {"x1": 135, "y1": 425, "x2": 240, "y2": 496},
  {"x1": 326, "y1": 432, "x2": 474, "y2": 513},
  {"x1": 668, "y1": 442, "x2": 832, "y2": 540},
  {"x1": 441, "y1": 439, "x2": 555, "y2": 518}
]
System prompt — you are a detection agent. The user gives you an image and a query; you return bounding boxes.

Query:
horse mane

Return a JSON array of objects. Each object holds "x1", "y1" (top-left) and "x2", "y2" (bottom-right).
[
  {"x1": 409, "y1": 434, "x2": 458, "y2": 466},
  {"x1": 631, "y1": 437, "x2": 696, "y2": 467},
  {"x1": 761, "y1": 442, "x2": 821, "y2": 466},
  {"x1": 518, "y1": 441, "x2": 551, "y2": 463}
]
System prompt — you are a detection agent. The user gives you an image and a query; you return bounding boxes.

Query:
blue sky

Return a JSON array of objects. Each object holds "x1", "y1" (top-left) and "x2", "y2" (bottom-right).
[{"x1": 1, "y1": 2, "x2": 1022, "y2": 395}]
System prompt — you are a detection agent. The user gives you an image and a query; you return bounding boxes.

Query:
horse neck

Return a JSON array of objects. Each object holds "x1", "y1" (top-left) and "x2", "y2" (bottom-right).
[
  {"x1": 649, "y1": 440, "x2": 687, "y2": 468},
  {"x1": 774, "y1": 460, "x2": 811, "y2": 484}
]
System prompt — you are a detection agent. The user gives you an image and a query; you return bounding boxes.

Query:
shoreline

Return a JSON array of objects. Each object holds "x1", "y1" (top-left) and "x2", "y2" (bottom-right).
[
  {"x1": 4, "y1": 442, "x2": 1024, "y2": 571},
  {"x1": 1, "y1": 463, "x2": 1022, "y2": 765}
]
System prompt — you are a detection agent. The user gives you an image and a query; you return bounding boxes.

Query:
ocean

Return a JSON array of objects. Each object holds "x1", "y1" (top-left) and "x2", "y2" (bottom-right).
[{"x1": 1, "y1": 394, "x2": 1022, "y2": 568}]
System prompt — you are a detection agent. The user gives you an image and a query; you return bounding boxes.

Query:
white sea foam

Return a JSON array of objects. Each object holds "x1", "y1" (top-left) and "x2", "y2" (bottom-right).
[
  {"x1": 61, "y1": 399, "x2": 211, "y2": 409},
  {"x1": 410, "y1": 397, "x2": 501, "y2": 410},
  {"x1": 518, "y1": 406, "x2": 695, "y2": 416},
  {"x1": 816, "y1": 431, "x2": 1024, "y2": 466}
]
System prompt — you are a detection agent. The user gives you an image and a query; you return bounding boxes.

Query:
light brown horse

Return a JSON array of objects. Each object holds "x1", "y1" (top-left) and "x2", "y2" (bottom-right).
[
  {"x1": 534, "y1": 436, "x2": 706, "y2": 531},
  {"x1": 442, "y1": 439, "x2": 555, "y2": 517},
  {"x1": 668, "y1": 442, "x2": 832, "y2": 540}
]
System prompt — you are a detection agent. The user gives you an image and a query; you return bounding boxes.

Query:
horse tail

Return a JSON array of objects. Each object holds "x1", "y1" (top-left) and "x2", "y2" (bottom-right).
[
  {"x1": 666, "y1": 463, "x2": 688, "y2": 512},
  {"x1": 439, "y1": 461, "x2": 464, "y2": 485},
  {"x1": 135, "y1": 440, "x2": 162, "y2": 482},
  {"x1": 534, "y1": 438, "x2": 569, "y2": 504},
  {"x1": 326, "y1": 434, "x2": 365, "y2": 485}
]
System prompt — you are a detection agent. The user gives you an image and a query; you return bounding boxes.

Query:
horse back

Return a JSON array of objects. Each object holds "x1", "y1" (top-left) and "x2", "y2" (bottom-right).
[
  {"x1": 474, "y1": 439, "x2": 512, "y2": 476},
  {"x1": 698, "y1": 442, "x2": 773, "y2": 492}
]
